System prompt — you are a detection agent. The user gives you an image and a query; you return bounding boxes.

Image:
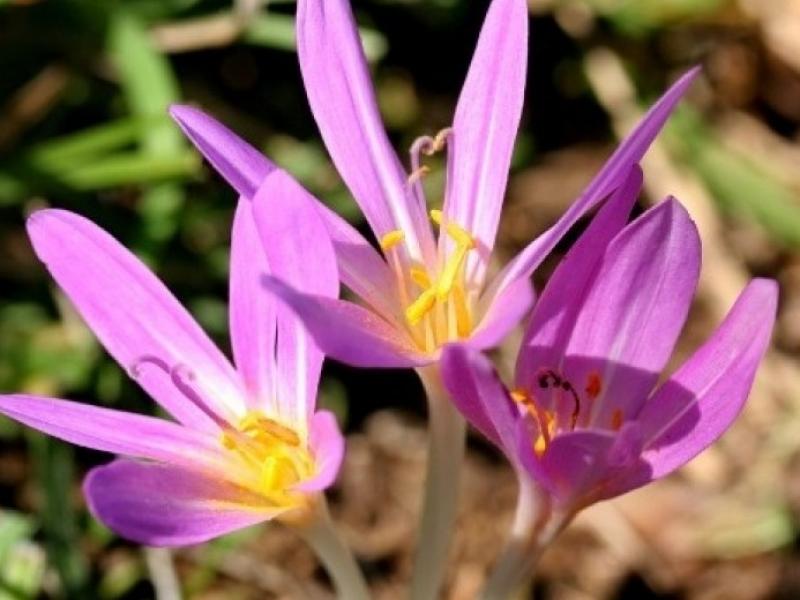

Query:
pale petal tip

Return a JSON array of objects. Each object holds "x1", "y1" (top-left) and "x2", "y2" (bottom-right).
[
  {"x1": 168, "y1": 103, "x2": 201, "y2": 125},
  {"x1": 25, "y1": 208, "x2": 72, "y2": 247}
]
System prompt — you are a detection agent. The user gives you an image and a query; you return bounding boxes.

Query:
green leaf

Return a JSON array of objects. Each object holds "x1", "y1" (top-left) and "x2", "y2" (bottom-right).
[
  {"x1": 108, "y1": 12, "x2": 182, "y2": 156},
  {"x1": 60, "y1": 151, "x2": 199, "y2": 190},
  {"x1": 108, "y1": 12, "x2": 187, "y2": 245},
  {"x1": 25, "y1": 118, "x2": 159, "y2": 169}
]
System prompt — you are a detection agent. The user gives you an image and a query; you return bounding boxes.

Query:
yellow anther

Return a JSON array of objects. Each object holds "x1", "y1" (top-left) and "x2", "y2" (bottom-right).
[
  {"x1": 406, "y1": 287, "x2": 437, "y2": 326},
  {"x1": 534, "y1": 434, "x2": 548, "y2": 457},
  {"x1": 220, "y1": 411, "x2": 312, "y2": 505},
  {"x1": 380, "y1": 230, "x2": 405, "y2": 252},
  {"x1": 451, "y1": 284, "x2": 472, "y2": 338},
  {"x1": 240, "y1": 413, "x2": 302, "y2": 447},
  {"x1": 437, "y1": 244, "x2": 469, "y2": 300},
  {"x1": 410, "y1": 267, "x2": 432, "y2": 289},
  {"x1": 511, "y1": 389, "x2": 529, "y2": 404},
  {"x1": 445, "y1": 223, "x2": 475, "y2": 249},
  {"x1": 429, "y1": 209, "x2": 476, "y2": 249}
]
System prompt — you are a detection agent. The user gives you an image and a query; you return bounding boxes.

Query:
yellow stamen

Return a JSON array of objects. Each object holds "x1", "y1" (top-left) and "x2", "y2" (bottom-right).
[
  {"x1": 451, "y1": 283, "x2": 472, "y2": 338},
  {"x1": 406, "y1": 287, "x2": 437, "y2": 326},
  {"x1": 220, "y1": 411, "x2": 313, "y2": 508},
  {"x1": 611, "y1": 409, "x2": 624, "y2": 431},
  {"x1": 437, "y1": 243, "x2": 469, "y2": 300},
  {"x1": 586, "y1": 372, "x2": 602, "y2": 400},
  {"x1": 445, "y1": 223, "x2": 475, "y2": 249},
  {"x1": 380, "y1": 230, "x2": 405, "y2": 252},
  {"x1": 511, "y1": 388, "x2": 556, "y2": 458},
  {"x1": 510, "y1": 390, "x2": 528, "y2": 404},
  {"x1": 410, "y1": 267, "x2": 432, "y2": 289},
  {"x1": 534, "y1": 435, "x2": 548, "y2": 457},
  {"x1": 430, "y1": 209, "x2": 476, "y2": 249}
]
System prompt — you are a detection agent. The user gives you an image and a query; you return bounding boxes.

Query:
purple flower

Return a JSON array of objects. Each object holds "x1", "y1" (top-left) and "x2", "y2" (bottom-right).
[
  {"x1": 441, "y1": 165, "x2": 778, "y2": 514},
  {"x1": 0, "y1": 190, "x2": 344, "y2": 546},
  {"x1": 169, "y1": 0, "x2": 699, "y2": 369}
]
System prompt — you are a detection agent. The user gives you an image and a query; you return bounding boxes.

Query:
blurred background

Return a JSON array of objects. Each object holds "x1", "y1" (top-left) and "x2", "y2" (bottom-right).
[{"x1": 2, "y1": 0, "x2": 800, "y2": 598}]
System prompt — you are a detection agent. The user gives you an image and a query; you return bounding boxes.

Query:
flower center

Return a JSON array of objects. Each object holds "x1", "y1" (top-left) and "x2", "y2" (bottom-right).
[
  {"x1": 221, "y1": 411, "x2": 314, "y2": 508},
  {"x1": 512, "y1": 370, "x2": 623, "y2": 457},
  {"x1": 380, "y1": 210, "x2": 477, "y2": 353}
]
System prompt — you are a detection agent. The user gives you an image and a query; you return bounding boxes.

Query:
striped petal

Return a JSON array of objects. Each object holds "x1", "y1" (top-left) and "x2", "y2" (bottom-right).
[
  {"x1": 440, "y1": 344, "x2": 519, "y2": 456},
  {"x1": 637, "y1": 279, "x2": 777, "y2": 481},
  {"x1": 296, "y1": 0, "x2": 432, "y2": 262},
  {"x1": 481, "y1": 68, "x2": 700, "y2": 306},
  {"x1": 230, "y1": 199, "x2": 277, "y2": 407},
  {"x1": 169, "y1": 106, "x2": 398, "y2": 322},
  {"x1": 294, "y1": 410, "x2": 345, "y2": 493},
  {"x1": 0, "y1": 395, "x2": 222, "y2": 471},
  {"x1": 263, "y1": 276, "x2": 429, "y2": 368},
  {"x1": 515, "y1": 165, "x2": 642, "y2": 391},
  {"x1": 27, "y1": 210, "x2": 244, "y2": 431},
  {"x1": 562, "y1": 198, "x2": 700, "y2": 427},
  {"x1": 169, "y1": 104, "x2": 274, "y2": 197},
  {"x1": 252, "y1": 171, "x2": 339, "y2": 425},
  {"x1": 444, "y1": 0, "x2": 528, "y2": 287},
  {"x1": 84, "y1": 460, "x2": 280, "y2": 546}
]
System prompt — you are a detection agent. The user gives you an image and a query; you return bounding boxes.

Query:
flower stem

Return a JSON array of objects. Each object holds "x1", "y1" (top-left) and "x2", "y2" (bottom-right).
[
  {"x1": 481, "y1": 480, "x2": 568, "y2": 600},
  {"x1": 410, "y1": 365, "x2": 467, "y2": 600},
  {"x1": 298, "y1": 500, "x2": 371, "y2": 600}
]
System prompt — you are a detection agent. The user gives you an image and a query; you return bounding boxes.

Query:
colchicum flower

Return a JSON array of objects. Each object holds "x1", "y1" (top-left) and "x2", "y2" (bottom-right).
[
  {"x1": 440, "y1": 164, "x2": 778, "y2": 594},
  {"x1": 0, "y1": 195, "x2": 344, "y2": 547},
  {"x1": 169, "y1": 0, "x2": 699, "y2": 369}
]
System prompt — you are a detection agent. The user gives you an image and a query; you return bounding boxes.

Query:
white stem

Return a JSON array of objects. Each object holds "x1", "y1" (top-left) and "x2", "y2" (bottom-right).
[
  {"x1": 298, "y1": 500, "x2": 372, "y2": 600},
  {"x1": 144, "y1": 547, "x2": 182, "y2": 600},
  {"x1": 481, "y1": 481, "x2": 569, "y2": 600},
  {"x1": 410, "y1": 366, "x2": 468, "y2": 600}
]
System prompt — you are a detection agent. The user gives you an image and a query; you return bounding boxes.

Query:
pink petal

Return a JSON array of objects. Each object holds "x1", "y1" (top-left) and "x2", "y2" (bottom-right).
[
  {"x1": 263, "y1": 276, "x2": 429, "y2": 368},
  {"x1": 515, "y1": 165, "x2": 642, "y2": 391},
  {"x1": 469, "y1": 276, "x2": 535, "y2": 350},
  {"x1": 320, "y1": 206, "x2": 401, "y2": 322},
  {"x1": 169, "y1": 104, "x2": 274, "y2": 198},
  {"x1": 84, "y1": 459, "x2": 279, "y2": 546},
  {"x1": 296, "y1": 0, "x2": 433, "y2": 261},
  {"x1": 294, "y1": 410, "x2": 345, "y2": 493},
  {"x1": 230, "y1": 199, "x2": 277, "y2": 407},
  {"x1": 517, "y1": 423, "x2": 647, "y2": 508},
  {"x1": 251, "y1": 171, "x2": 339, "y2": 424},
  {"x1": 27, "y1": 210, "x2": 244, "y2": 431},
  {"x1": 562, "y1": 198, "x2": 700, "y2": 427},
  {"x1": 482, "y1": 67, "x2": 700, "y2": 304},
  {"x1": 170, "y1": 106, "x2": 398, "y2": 320},
  {"x1": 537, "y1": 430, "x2": 615, "y2": 504},
  {"x1": 0, "y1": 395, "x2": 223, "y2": 471},
  {"x1": 440, "y1": 345, "x2": 519, "y2": 456},
  {"x1": 444, "y1": 0, "x2": 528, "y2": 287},
  {"x1": 637, "y1": 279, "x2": 778, "y2": 481}
]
